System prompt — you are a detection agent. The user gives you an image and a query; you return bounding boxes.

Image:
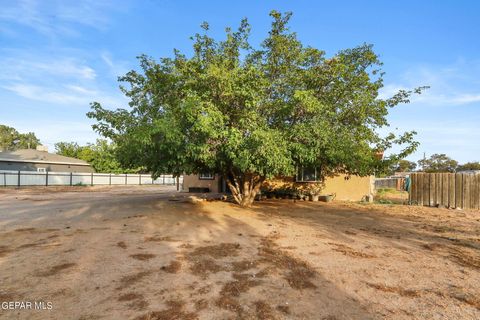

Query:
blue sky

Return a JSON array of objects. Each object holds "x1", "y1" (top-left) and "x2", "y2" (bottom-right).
[{"x1": 1, "y1": 0, "x2": 479, "y2": 164}]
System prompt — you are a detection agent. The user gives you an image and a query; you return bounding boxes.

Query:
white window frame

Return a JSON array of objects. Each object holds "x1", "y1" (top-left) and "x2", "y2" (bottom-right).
[{"x1": 199, "y1": 173, "x2": 215, "y2": 180}]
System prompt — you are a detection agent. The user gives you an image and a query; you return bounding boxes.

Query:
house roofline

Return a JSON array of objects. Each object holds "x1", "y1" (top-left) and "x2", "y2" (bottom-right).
[{"x1": 0, "y1": 158, "x2": 91, "y2": 166}]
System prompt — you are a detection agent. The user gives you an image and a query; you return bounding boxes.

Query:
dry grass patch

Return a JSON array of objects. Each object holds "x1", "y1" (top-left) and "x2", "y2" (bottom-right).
[
  {"x1": 37, "y1": 263, "x2": 76, "y2": 277},
  {"x1": 451, "y1": 292, "x2": 480, "y2": 310},
  {"x1": 422, "y1": 242, "x2": 480, "y2": 270},
  {"x1": 145, "y1": 236, "x2": 177, "y2": 242},
  {"x1": 118, "y1": 292, "x2": 143, "y2": 302},
  {"x1": 161, "y1": 260, "x2": 182, "y2": 273},
  {"x1": 189, "y1": 242, "x2": 241, "y2": 258},
  {"x1": 130, "y1": 253, "x2": 156, "y2": 261},
  {"x1": 129, "y1": 299, "x2": 149, "y2": 310},
  {"x1": 258, "y1": 237, "x2": 317, "y2": 289},
  {"x1": 17, "y1": 241, "x2": 45, "y2": 249},
  {"x1": 117, "y1": 270, "x2": 153, "y2": 290},
  {"x1": 135, "y1": 299, "x2": 198, "y2": 320},
  {"x1": 215, "y1": 296, "x2": 243, "y2": 314},
  {"x1": 0, "y1": 292, "x2": 16, "y2": 301},
  {"x1": 366, "y1": 282, "x2": 421, "y2": 297},
  {"x1": 449, "y1": 248, "x2": 480, "y2": 270},
  {"x1": 220, "y1": 273, "x2": 261, "y2": 298},
  {"x1": 328, "y1": 242, "x2": 376, "y2": 258},
  {"x1": 0, "y1": 245, "x2": 11, "y2": 257},
  {"x1": 255, "y1": 300, "x2": 277, "y2": 320},
  {"x1": 215, "y1": 273, "x2": 263, "y2": 317},
  {"x1": 186, "y1": 243, "x2": 241, "y2": 278},
  {"x1": 14, "y1": 228, "x2": 36, "y2": 232},
  {"x1": 276, "y1": 304, "x2": 290, "y2": 315},
  {"x1": 189, "y1": 258, "x2": 223, "y2": 277},
  {"x1": 231, "y1": 259, "x2": 258, "y2": 272},
  {"x1": 422, "y1": 243, "x2": 445, "y2": 251},
  {"x1": 194, "y1": 299, "x2": 208, "y2": 311},
  {"x1": 117, "y1": 241, "x2": 127, "y2": 249}
]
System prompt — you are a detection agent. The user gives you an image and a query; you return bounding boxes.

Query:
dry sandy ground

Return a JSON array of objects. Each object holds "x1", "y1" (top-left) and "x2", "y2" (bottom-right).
[{"x1": 0, "y1": 186, "x2": 479, "y2": 320}]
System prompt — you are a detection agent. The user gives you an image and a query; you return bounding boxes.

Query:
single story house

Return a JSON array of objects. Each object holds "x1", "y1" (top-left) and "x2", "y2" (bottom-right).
[
  {"x1": 0, "y1": 146, "x2": 93, "y2": 173},
  {"x1": 183, "y1": 169, "x2": 374, "y2": 202}
]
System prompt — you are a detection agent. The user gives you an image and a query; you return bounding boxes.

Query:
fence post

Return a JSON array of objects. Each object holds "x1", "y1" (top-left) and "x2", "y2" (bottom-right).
[
  {"x1": 109, "y1": 174, "x2": 111, "y2": 185},
  {"x1": 176, "y1": 176, "x2": 179, "y2": 191},
  {"x1": 45, "y1": 171, "x2": 49, "y2": 186},
  {"x1": 91, "y1": 173, "x2": 94, "y2": 186},
  {"x1": 3, "y1": 172, "x2": 6, "y2": 187},
  {"x1": 125, "y1": 174, "x2": 128, "y2": 185},
  {"x1": 70, "y1": 172, "x2": 73, "y2": 186},
  {"x1": 455, "y1": 174, "x2": 463, "y2": 209},
  {"x1": 163, "y1": 175, "x2": 165, "y2": 185},
  {"x1": 139, "y1": 174, "x2": 141, "y2": 185},
  {"x1": 17, "y1": 170, "x2": 20, "y2": 188}
]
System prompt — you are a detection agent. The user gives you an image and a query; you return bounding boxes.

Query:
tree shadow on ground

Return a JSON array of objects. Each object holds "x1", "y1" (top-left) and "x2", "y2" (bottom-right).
[{"x1": 0, "y1": 191, "x2": 376, "y2": 320}]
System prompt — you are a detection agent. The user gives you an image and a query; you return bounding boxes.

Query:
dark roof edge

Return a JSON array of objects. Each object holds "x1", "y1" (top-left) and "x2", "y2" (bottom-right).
[{"x1": 0, "y1": 158, "x2": 91, "y2": 166}]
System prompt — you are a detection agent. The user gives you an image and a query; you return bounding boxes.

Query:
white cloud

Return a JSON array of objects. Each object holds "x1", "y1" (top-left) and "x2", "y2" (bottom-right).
[
  {"x1": 3, "y1": 83, "x2": 89, "y2": 105},
  {"x1": 0, "y1": 56, "x2": 96, "y2": 81},
  {"x1": 380, "y1": 60, "x2": 480, "y2": 106},
  {"x1": 0, "y1": 0, "x2": 127, "y2": 38},
  {"x1": 100, "y1": 51, "x2": 130, "y2": 77},
  {"x1": 0, "y1": 50, "x2": 128, "y2": 107},
  {"x1": 64, "y1": 85, "x2": 97, "y2": 95},
  {"x1": 2, "y1": 83, "x2": 126, "y2": 107}
]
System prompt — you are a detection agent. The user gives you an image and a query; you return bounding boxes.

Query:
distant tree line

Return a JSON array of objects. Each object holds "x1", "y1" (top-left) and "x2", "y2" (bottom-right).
[
  {"x1": 0, "y1": 124, "x2": 139, "y2": 173},
  {"x1": 387, "y1": 154, "x2": 480, "y2": 175},
  {"x1": 0, "y1": 124, "x2": 40, "y2": 151},
  {"x1": 54, "y1": 140, "x2": 142, "y2": 173}
]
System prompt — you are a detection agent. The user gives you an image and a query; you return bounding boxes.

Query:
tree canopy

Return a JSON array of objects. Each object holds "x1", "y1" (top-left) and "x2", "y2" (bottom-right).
[
  {"x1": 88, "y1": 11, "x2": 423, "y2": 206},
  {"x1": 456, "y1": 161, "x2": 480, "y2": 172},
  {"x1": 0, "y1": 125, "x2": 40, "y2": 151},
  {"x1": 383, "y1": 159, "x2": 417, "y2": 176},
  {"x1": 55, "y1": 139, "x2": 140, "y2": 173},
  {"x1": 418, "y1": 153, "x2": 458, "y2": 173}
]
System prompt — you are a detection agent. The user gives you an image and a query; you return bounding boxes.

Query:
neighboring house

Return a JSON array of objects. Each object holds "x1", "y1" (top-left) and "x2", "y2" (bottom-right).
[
  {"x1": 183, "y1": 169, "x2": 374, "y2": 201},
  {"x1": 0, "y1": 146, "x2": 93, "y2": 173},
  {"x1": 456, "y1": 170, "x2": 480, "y2": 175}
]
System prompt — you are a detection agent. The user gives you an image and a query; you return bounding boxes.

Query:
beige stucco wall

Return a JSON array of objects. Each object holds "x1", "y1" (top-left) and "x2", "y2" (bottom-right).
[
  {"x1": 264, "y1": 174, "x2": 373, "y2": 201},
  {"x1": 183, "y1": 174, "x2": 220, "y2": 193},
  {"x1": 321, "y1": 174, "x2": 373, "y2": 201},
  {"x1": 183, "y1": 173, "x2": 373, "y2": 201}
]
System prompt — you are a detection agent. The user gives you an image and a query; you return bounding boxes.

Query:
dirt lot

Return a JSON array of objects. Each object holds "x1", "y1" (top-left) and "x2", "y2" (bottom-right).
[{"x1": 0, "y1": 186, "x2": 479, "y2": 320}]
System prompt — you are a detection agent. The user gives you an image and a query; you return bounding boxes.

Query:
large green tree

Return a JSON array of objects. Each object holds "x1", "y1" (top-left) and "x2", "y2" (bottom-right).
[
  {"x1": 55, "y1": 139, "x2": 139, "y2": 173},
  {"x1": 0, "y1": 125, "x2": 40, "y2": 151},
  {"x1": 418, "y1": 154, "x2": 458, "y2": 173},
  {"x1": 88, "y1": 11, "x2": 423, "y2": 206},
  {"x1": 392, "y1": 159, "x2": 417, "y2": 173},
  {"x1": 456, "y1": 161, "x2": 480, "y2": 172}
]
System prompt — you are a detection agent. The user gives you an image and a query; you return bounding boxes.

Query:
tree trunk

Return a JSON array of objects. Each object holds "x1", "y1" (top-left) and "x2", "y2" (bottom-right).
[{"x1": 225, "y1": 171, "x2": 265, "y2": 207}]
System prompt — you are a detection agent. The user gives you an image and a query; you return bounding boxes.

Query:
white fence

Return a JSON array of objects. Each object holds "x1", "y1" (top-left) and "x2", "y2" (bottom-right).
[{"x1": 0, "y1": 170, "x2": 183, "y2": 187}]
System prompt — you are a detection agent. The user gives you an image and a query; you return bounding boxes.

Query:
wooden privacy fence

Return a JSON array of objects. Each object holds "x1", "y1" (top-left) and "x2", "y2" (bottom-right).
[{"x1": 409, "y1": 173, "x2": 480, "y2": 210}]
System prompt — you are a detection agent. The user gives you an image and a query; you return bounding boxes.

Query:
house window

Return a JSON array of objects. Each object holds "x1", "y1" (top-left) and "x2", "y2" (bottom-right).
[
  {"x1": 199, "y1": 173, "x2": 215, "y2": 180},
  {"x1": 296, "y1": 166, "x2": 321, "y2": 182},
  {"x1": 37, "y1": 168, "x2": 46, "y2": 173}
]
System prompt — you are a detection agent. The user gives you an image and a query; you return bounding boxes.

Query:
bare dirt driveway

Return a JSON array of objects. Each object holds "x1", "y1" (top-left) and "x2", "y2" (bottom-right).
[{"x1": 0, "y1": 186, "x2": 479, "y2": 320}]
